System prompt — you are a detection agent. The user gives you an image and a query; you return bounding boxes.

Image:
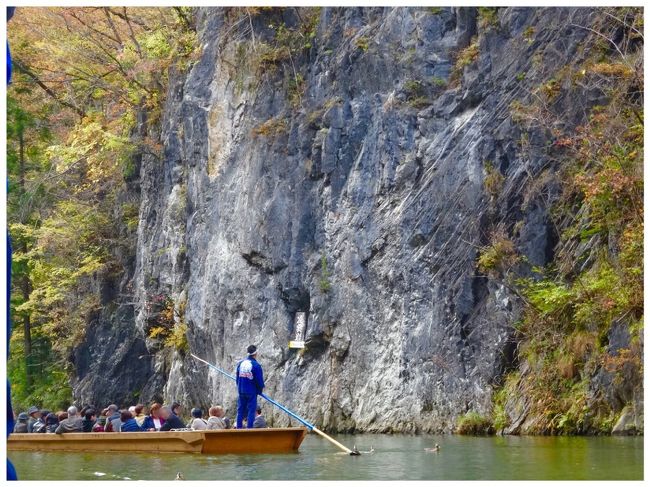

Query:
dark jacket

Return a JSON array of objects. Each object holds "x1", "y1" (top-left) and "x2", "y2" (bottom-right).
[
  {"x1": 55, "y1": 416, "x2": 83, "y2": 434},
  {"x1": 253, "y1": 415, "x2": 267, "y2": 428},
  {"x1": 27, "y1": 417, "x2": 38, "y2": 433},
  {"x1": 45, "y1": 414, "x2": 59, "y2": 433},
  {"x1": 120, "y1": 418, "x2": 142, "y2": 432},
  {"x1": 142, "y1": 415, "x2": 165, "y2": 431},
  {"x1": 32, "y1": 419, "x2": 47, "y2": 433},
  {"x1": 236, "y1": 356, "x2": 265, "y2": 395},
  {"x1": 13, "y1": 421, "x2": 28, "y2": 433},
  {"x1": 82, "y1": 418, "x2": 96, "y2": 432},
  {"x1": 160, "y1": 414, "x2": 185, "y2": 431}
]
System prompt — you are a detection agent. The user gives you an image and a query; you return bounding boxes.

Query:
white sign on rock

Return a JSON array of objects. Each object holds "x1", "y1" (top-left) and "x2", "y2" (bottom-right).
[{"x1": 289, "y1": 312, "x2": 307, "y2": 349}]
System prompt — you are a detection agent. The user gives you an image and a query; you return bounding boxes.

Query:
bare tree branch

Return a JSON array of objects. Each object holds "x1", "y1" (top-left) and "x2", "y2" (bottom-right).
[{"x1": 12, "y1": 58, "x2": 86, "y2": 118}]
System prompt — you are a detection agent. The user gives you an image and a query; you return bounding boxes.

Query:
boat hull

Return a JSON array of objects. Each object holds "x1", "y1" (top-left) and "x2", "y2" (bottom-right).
[{"x1": 7, "y1": 428, "x2": 308, "y2": 454}]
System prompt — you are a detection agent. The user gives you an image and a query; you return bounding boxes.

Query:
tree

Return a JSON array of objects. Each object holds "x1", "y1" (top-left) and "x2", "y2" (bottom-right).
[{"x1": 6, "y1": 7, "x2": 198, "y2": 410}]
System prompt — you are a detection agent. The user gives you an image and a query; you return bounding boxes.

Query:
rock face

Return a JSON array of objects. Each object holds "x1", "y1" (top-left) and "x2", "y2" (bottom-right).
[
  {"x1": 72, "y1": 7, "x2": 635, "y2": 433},
  {"x1": 612, "y1": 405, "x2": 643, "y2": 436}
]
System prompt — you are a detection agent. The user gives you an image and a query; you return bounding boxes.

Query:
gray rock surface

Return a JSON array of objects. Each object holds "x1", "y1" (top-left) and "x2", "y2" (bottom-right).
[
  {"x1": 72, "y1": 7, "x2": 630, "y2": 433},
  {"x1": 612, "y1": 405, "x2": 643, "y2": 436}
]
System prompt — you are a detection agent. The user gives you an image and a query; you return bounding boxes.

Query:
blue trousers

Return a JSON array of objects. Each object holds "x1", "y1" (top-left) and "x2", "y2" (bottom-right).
[{"x1": 236, "y1": 393, "x2": 257, "y2": 429}]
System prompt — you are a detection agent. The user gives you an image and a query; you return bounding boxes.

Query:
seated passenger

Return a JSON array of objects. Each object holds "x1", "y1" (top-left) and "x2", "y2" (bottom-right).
[
  {"x1": 55, "y1": 406, "x2": 83, "y2": 434},
  {"x1": 26, "y1": 406, "x2": 41, "y2": 433},
  {"x1": 45, "y1": 413, "x2": 59, "y2": 433},
  {"x1": 13, "y1": 413, "x2": 29, "y2": 433},
  {"x1": 171, "y1": 402, "x2": 182, "y2": 419},
  {"x1": 206, "y1": 406, "x2": 227, "y2": 430},
  {"x1": 159, "y1": 406, "x2": 185, "y2": 431},
  {"x1": 189, "y1": 408, "x2": 208, "y2": 430},
  {"x1": 142, "y1": 402, "x2": 165, "y2": 431},
  {"x1": 32, "y1": 410, "x2": 49, "y2": 433},
  {"x1": 82, "y1": 409, "x2": 97, "y2": 432},
  {"x1": 119, "y1": 410, "x2": 142, "y2": 432},
  {"x1": 134, "y1": 404, "x2": 147, "y2": 428},
  {"x1": 104, "y1": 404, "x2": 120, "y2": 432},
  {"x1": 253, "y1": 406, "x2": 267, "y2": 428},
  {"x1": 93, "y1": 408, "x2": 108, "y2": 432}
]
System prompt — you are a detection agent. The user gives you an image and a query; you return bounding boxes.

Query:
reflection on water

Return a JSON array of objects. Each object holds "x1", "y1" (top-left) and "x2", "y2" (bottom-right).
[{"x1": 8, "y1": 433, "x2": 643, "y2": 480}]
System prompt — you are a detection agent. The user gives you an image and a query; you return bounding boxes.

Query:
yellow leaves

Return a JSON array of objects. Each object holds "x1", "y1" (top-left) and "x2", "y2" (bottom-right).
[
  {"x1": 139, "y1": 29, "x2": 173, "y2": 60},
  {"x1": 148, "y1": 326, "x2": 169, "y2": 339},
  {"x1": 252, "y1": 116, "x2": 288, "y2": 137},
  {"x1": 590, "y1": 62, "x2": 635, "y2": 78},
  {"x1": 164, "y1": 322, "x2": 189, "y2": 352},
  {"x1": 9, "y1": 223, "x2": 38, "y2": 242}
]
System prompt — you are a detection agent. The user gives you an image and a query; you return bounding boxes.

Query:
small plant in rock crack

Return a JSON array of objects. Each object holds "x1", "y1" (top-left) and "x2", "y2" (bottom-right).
[{"x1": 319, "y1": 253, "x2": 331, "y2": 293}]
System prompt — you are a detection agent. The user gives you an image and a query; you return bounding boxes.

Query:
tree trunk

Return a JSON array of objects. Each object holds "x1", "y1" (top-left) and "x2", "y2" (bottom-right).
[{"x1": 18, "y1": 129, "x2": 33, "y2": 394}]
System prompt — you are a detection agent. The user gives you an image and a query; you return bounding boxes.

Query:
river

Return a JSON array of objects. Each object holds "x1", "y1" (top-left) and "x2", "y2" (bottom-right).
[{"x1": 8, "y1": 433, "x2": 643, "y2": 480}]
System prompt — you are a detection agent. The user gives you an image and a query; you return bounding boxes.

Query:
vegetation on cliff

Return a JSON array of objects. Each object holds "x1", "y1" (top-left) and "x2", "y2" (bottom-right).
[{"x1": 475, "y1": 7, "x2": 643, "y2": 435}]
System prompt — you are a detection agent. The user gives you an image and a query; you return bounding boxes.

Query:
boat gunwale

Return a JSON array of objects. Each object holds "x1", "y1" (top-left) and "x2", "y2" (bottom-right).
[
  {"x1": 9, "y1": 427, "x2": 308, "y2": 439},
  {"x1": 8, "y1": 427, "x2": 309, "y2": 454}
]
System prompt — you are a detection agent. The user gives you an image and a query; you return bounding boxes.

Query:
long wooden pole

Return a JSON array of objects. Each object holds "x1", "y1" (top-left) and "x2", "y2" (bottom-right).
[{"x1": 190, "y1": 353, "x2": 359, "y2": 455}]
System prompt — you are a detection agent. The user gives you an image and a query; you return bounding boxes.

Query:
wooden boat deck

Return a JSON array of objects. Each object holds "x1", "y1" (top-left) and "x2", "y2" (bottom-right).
[{"x1": 8, "y1": 427, "x2": 308, "y2": 454}]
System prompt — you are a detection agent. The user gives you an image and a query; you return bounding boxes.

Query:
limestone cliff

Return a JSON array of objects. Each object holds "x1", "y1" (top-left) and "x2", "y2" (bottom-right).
[{"x1": 72, "y1": 7, "x2": 643, "y2": 434}]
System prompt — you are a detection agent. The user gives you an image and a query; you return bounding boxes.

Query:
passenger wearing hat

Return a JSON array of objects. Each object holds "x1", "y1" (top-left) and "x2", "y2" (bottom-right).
[
  {"x1": 31, "y1": 410, "x2": 49, "y2": 433},
  {"x1": 188, "y1": 408, "x2": 208, "y2": 430},
  {"x1": 26, "y1": 406, "x2": 41, "y2": 433},
  {"x1": 55, "y1": 406, "x2": 83, "y2": 434},
  {"x1": 235, "y1": 345, "x2": 265, "y2": 429},
  {"x1": 13, "y1": 413, "x2": 29, "y2": 433},
  {"x1": 104, "y1": 404, "x2": 121, "y2": 432}
]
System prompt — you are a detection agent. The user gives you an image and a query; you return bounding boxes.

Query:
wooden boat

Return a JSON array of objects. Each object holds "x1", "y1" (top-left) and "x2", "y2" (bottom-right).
[{"x1": 7, "y1": 427, "x2": 308, "y2": 454}]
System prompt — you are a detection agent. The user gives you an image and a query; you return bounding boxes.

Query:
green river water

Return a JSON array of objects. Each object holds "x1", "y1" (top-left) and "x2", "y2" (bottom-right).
[{"x1": 8, "y1": 433, "x2": 643, "y2": 481}]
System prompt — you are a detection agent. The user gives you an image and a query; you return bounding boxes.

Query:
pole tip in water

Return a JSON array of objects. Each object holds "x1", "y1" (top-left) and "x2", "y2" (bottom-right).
[{"x1": 349, "y1": 449, "x2": 361, "y2": 456}]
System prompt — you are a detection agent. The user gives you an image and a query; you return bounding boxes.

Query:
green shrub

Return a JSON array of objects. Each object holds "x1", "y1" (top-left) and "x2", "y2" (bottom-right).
[
  {"x1": 404, "y1": 79, "x2": 430, "y2": 108},
  {"x1": 477, "y1": 226, "x2": 519, "y2": 276},
  {"x1": 122, "y1": 202, "x2": 139, "y2": 231},
  {"x1": 408, "y1": 96, "x2": 431, "y2": 109},
  {"x1": 354, "y1": 36, "x2": 370, "y2": 52},
  {"x1": 456, "y1": 411, "x2": 494, "y2": 435},
  {"x1": 319, "y1": 253, "x2": 331, "y2": 293},
  {"x1": 492, "y1": 402, "x2": 509, "y2": 432},
  {"x1": 478, "y1": 7, "x2": 499, "y2": 30},
  {"x1": 484, "y1": 161, "x2": 505, "y2": 198},
  {"x1": 404, "y1": 79, "x2": 425, "y2": 96},
  {"x1": 431, "y1": 76, "x2": 447, "y2": 88},
  {"x1": 491, "y1": 378, "x2": 516, "y2": 432}
]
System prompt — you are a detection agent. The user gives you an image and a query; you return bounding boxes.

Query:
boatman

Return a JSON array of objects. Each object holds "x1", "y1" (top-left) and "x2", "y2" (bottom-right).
[{"x1": 235, "y1": 345, "x2": 265, "y2": 429}]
